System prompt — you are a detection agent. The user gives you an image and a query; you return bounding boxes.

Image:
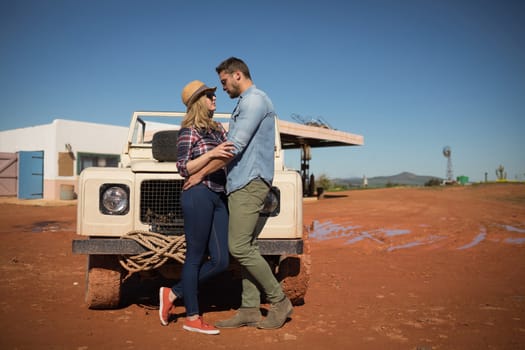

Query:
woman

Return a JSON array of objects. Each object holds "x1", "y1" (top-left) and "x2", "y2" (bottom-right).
[{"x1": 159, "y1": 80, "x2": 233, "y2": 335}]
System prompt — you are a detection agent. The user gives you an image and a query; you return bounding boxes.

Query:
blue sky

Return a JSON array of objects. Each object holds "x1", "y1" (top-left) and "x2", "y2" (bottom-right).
[{"x1": 1, "y1": 0, "x2": 524, "y2": 182}]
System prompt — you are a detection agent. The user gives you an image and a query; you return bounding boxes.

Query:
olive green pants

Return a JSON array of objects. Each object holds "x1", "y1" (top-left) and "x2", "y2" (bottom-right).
[{"x1": 228, "y1": 179, "x2": 285, "y2": 307}]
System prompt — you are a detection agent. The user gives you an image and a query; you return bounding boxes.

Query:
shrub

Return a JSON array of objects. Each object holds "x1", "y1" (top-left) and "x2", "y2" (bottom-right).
[{"x1": 425, "y1": 178, "x2": 442, "y2": 187}]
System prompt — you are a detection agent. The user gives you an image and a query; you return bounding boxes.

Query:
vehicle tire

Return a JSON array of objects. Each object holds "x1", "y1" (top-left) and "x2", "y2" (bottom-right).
[
  {"x1": 85, "y1": 255, "x2": 123, "y2": 309},
  {"x1": 152, "y1": 130, "x2": 179, "y2": 162},
  {"x1": 278, "y1": 234, "x2": 311, "y2": 306}
]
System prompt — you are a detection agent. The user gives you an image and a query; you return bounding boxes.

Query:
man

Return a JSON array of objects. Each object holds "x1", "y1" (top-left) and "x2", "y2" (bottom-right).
[{"x1": 183, "y1": 57, "x2": 292, "y2": 330}]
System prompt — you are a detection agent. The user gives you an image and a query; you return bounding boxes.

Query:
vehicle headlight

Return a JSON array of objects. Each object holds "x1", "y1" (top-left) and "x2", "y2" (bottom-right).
[
  {"x1": 260, "y1": 187, "x2": 280, "y2": 217},
  {"x1": 100, "y1": 184, "x2": 130, "y2": 215}
]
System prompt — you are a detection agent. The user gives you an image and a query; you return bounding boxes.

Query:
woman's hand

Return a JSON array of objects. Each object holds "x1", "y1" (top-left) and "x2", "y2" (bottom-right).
[
  {"x1": 208, "y1": 141, "x2": 235, "y2": 160},
  {"x1": 183, "y1": 173, "x2": 203, "y2": 190}
]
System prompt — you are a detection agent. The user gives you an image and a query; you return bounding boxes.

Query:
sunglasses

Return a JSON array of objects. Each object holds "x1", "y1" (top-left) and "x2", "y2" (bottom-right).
[{"x1": 205, "y1": 92, "x2": 216, "y2": 100}]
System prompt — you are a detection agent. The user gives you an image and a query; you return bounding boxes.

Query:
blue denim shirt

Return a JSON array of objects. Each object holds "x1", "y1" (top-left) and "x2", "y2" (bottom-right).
[{"x1": 226, "y1": 85, "x2": 276, "y2": 194}]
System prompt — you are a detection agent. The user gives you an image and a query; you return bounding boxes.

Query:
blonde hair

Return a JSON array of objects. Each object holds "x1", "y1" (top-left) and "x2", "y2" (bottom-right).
[{"x1": 181, "y1": 95, "x2": 219, "y2": 130}]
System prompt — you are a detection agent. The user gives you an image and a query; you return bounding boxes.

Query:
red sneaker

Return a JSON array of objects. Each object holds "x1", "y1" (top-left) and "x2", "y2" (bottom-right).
[
  {"x1": 183, "y1": 317, "x2": 220, "y2": 335},
  {"x1": 159, "y1": 287, "x2": 172, "y2": 326}
]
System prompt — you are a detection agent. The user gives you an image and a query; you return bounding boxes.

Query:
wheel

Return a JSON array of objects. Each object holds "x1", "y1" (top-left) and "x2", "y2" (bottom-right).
[
  {"x1": 152, "y1": 130, "x2": 179, "y2": 162},
  {"x1": 277, "y1": 234, "x2": 311, "y2": 306},
  {"x1": 85, "y1": 255, "x2": 123, "y2": 309}
]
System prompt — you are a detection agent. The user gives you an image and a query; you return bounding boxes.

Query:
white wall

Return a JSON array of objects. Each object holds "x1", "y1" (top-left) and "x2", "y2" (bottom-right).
[
  {"x1": 0, "y1": 123, "x2": 55, "y2": 154},
  {"x1": 52, "y1": 119, "x2": 128, "y2": 178},
  {"x1": 54, "y1": 119, "x2": 128, "y2": 157}
]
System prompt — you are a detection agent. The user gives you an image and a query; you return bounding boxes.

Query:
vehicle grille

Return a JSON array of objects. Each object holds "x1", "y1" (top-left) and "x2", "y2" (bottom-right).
[{"x1": 140, "y1": 179, "x2": 185, "y2": 234}]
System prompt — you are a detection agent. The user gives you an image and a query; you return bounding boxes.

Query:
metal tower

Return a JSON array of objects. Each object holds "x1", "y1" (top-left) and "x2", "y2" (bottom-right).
[{"x1": 443, "y1": 146, "x2": 453, "y2": 182}]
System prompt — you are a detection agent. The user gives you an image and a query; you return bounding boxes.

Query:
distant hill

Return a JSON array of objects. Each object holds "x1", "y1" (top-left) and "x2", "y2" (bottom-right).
[{"x1": 333, "y1": 172, "x2": 442, "y2": 187}]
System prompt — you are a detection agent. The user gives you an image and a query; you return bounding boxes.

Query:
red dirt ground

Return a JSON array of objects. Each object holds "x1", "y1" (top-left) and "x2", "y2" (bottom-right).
[{"x1": 1, "y1": 183, "x2": 524, "y2": 349}]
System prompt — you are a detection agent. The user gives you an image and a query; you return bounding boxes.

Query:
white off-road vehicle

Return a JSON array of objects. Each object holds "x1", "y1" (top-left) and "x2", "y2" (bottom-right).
[{"x1": 73, "y1": 111, "x2": 310, "y2": 309}]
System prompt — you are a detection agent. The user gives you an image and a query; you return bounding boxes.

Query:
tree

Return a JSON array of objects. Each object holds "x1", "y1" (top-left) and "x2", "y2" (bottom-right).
[
  {"x1": 317, "y1": 174, "x2": 332, "y2": 190},
  {"x1": 496, "y1": 165, "x2": 507, "y2": 181},
  {"x1": 425, "y1": 178, "x2": 442, "y2": 187}
]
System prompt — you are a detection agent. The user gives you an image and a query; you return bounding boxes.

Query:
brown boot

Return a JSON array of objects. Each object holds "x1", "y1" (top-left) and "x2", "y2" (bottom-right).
[
  {"x1": 257, "y1": 297, "x2": 293, "y2": 329},
  {"x1": 215, "y1": 308, "x2": 261, "y2": 328}
]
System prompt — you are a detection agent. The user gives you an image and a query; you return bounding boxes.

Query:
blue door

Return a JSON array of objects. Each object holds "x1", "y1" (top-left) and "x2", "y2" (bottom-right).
[{"x1": 18, "y1": 151, "x2": 44, "y2": 199}]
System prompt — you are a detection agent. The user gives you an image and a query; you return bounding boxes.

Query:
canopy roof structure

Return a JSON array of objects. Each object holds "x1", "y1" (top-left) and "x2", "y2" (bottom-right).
[
  {"x1": 275, "y1": 119, "x2": 364, "y2": 196},
  {"x1": 132, "y1": 112, "x2": 364, "y2": 149},
  {"x1": 277, "y1": 119, "x2": 364, "y2": 149}
]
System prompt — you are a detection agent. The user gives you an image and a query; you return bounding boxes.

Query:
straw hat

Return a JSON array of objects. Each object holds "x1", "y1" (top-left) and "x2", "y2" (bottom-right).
[{"x1": 181, "y1": 80, "x2": 216, "y2": 107}]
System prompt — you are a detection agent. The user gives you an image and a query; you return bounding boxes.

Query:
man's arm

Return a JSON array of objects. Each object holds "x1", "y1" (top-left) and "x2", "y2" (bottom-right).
[{"x1": 182, "y1": 157, "x2": 231, "y2": 190}]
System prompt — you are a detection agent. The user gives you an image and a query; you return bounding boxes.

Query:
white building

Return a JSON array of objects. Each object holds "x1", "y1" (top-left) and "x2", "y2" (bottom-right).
[{"x1": 0, "y1": 119, "x2": 127, "y2": 200}]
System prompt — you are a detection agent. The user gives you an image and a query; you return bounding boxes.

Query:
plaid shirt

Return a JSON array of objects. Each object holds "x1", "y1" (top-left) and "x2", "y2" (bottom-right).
[{"x1": 176, "y1": 124, "x2": 228, "y2": 193}]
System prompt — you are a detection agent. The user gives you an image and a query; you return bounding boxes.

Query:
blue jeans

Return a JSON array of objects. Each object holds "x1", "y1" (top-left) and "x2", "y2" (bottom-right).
[{"x1": 171, "y1": 184, "x2": 229, "y2": 317}]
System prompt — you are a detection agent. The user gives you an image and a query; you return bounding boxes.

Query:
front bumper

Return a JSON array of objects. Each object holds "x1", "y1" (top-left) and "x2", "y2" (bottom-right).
[{"x1": 72, "y1": 238, "x2": 303, "y2": 256}]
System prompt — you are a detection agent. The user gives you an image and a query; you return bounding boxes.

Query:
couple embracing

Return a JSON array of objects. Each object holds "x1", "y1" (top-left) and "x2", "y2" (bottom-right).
[{"x1": 158, "y1": 57, "x2": 293, "y2": 335}]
